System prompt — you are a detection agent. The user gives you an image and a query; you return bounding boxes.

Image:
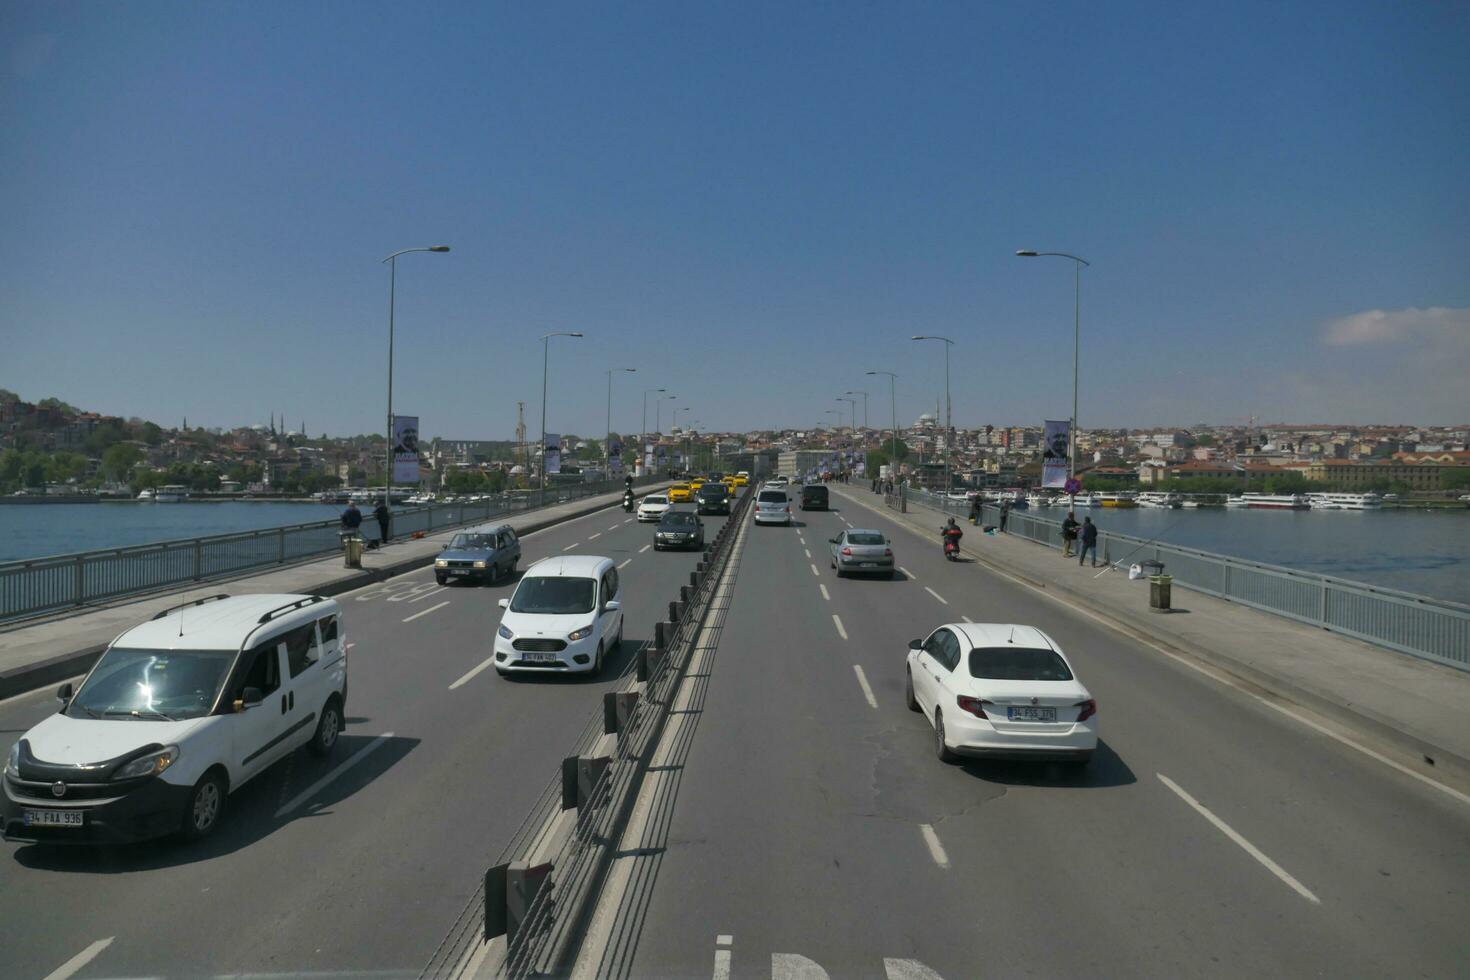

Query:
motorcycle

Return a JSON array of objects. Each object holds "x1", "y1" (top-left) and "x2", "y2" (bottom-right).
[
  {"x1": 941, "y1": 526, "x2": 962, "y2": 561},
  {"x1": 622, "y1": 493, "x2": 636, "y2": 513}
]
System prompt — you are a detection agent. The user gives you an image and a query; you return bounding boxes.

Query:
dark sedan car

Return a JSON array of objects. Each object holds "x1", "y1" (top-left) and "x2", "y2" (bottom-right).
[
  {"x1": 800, "y1": 484, "x2": 829, "y2": 510},
  {"x1": 696, "y1": 483, "x2": 730, "y2": 515},
  {"x1": 654, "y1": 511, "x2": 705, "y2": 551}
]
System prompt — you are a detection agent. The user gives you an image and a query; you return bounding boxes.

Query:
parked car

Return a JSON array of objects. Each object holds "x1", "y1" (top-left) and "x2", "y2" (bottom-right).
[
  {"x1": 655, "y1": 511, "x2": 706, "y2": 550},
  {"x1": 905, "y1": 623, "x2": 1096, "y2": 765},
  {"x1": 800, "y1": 484, "x2": 829, "y2": 510},
  {"x1": 493, "y1": 556, "x2": 623, "y2": 676},
  {"x1": 754, "y1": 488, "x2": 792, "y2": 525},
  {"x1": 828, "y1": 528, "x2": 894, "y2": 577},
  {"x1": 3, "y1": 594, "x2": 348, "y2": 844},
  {"x1": 433, "y1": 523, "x2": 521, "y2": 585},
  {"x1": 696, "y1": 482, "x2": 731, "y2": 515},
  {"x1": 637, "y1": 493, "x2": 673, "y2": 522}
]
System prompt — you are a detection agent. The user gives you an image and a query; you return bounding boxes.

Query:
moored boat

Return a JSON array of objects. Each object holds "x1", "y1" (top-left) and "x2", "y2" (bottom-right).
[{"x1": 1229, "y1": 493, "x2": 1308, "y2": 510}]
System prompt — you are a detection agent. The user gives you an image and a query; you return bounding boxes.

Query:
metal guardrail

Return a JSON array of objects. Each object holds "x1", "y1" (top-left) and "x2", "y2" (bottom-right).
[
  {"x1": 0, "y1": 477, "x2": 662, "y2": 624},
  {"x1": 418, "y1": 485, "x2": 752, "y2": 980},
  {"x1": 889, "y1": 485, "x2": 1470, "y2": 672}
]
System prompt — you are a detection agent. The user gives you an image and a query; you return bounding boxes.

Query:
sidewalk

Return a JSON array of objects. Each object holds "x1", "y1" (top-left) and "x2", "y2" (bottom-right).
[
  {"x1": 0, "y1": 485, "x2": 665, "y2": 699},
  {"x1": 833, "y1": 484, "x2": 1470, "y2": 787}
]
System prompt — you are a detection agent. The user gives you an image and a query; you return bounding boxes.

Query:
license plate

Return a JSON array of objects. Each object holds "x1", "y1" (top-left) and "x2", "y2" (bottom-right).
[
  {"x1": 524, "y1": 652, "x2": 559, "y2": 663},
  {"x1": 449, "y1": 569, "x2": 469, "y2": 576},
  {"x1": 860, "y1": 562, "x2": 875, "y2": 567},
  {"x1": 23, "y1": 809, "x2": 83, "y2": 828},
  {"x1": 1007, "y1": 706, "x2": 1056, "y2": 722}
]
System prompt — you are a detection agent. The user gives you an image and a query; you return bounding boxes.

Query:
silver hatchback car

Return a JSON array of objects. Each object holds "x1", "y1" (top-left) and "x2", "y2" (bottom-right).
[{"x1": 829, "y1": 528, "x2": 895, "y2": 578}]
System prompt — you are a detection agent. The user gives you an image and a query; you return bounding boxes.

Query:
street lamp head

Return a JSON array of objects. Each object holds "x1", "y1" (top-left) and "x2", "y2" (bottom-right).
[
  {"x1": 911, "y1": 335, "x2": 927, "y2": 341},
  {"x1": 569, "y1": 332, "x2": 584, "y2": 338},
  {"x1": 1015, "y1": 249, "x2": 1039, "y2": 257},
  {"x1": 429, "y1": 246, "x2": 451, "y2": 253}
]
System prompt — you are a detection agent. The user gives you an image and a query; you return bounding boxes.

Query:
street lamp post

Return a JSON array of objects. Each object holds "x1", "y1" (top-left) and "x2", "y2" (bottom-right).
[
  {"x1": 655, "y1": 395, "x2": 676, "y2": 472},
  {"x1": 845, "y1": 390, "x2": 869, "y2": 430},
  {"x1": 912, "y1": 335, "x2": 955, "y2": 491},
  {"x1": 1016, "y1": 250, "x2": 1090, "y2": 481},
  {"x1": 867, "y1": 370, "x2": 898, "y2": 479},
  {"x1": 836, "y1": 396, "x2": 858, "y2": 468},
  {"x1": 381, "y1": 246, "x2": 449, "y2": 510},
  {"x1": 641, "y1": 387, "x2": 665, "y2": 475},
  {"x1": 606, "y1": 367, "x2": 636, "y2": 478},
  {"x1": 539, "y1": 331, "x2": 583, "y2": 499}
]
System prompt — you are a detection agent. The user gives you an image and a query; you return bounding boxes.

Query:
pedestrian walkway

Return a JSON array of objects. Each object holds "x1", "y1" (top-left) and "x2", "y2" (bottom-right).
[
  {"x1": 832, "y1": 484, "x2": 1470, "y2": 787},
  {"x1": 0, "y1": 484, "x2": 665, "y2": 698}
]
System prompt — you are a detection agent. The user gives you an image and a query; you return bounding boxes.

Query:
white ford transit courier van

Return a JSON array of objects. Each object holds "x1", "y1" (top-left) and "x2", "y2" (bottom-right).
[
  {"x1": 493, "y1": 556, "x2": 623, "y2": 676},
  {"x1": 2, "y1": 593, "x2": 347, "y2": 844}
]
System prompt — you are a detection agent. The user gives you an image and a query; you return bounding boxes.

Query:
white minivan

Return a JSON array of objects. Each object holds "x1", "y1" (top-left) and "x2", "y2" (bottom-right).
[
  {"x1": 493, "y1": 556, "x2": 623, "y2": 676},
  {"x1": 2, "y1": 593, "x2": 348, "y2": 844}
]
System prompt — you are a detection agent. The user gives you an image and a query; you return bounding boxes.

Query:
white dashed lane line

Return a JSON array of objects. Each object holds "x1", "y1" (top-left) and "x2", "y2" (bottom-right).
[
  {"x1": 588, "y1": 532, "x2": 602, "y2": 540},
  {"x1": 832, "y1": 614, "x2": 848, "y2": 640},
  {"x1": 618, "y1": 559, "x2": 632, "y2": 569},
  {"x1": 402, "y1": 601, "x2": 450, "y2": 623},
  {"x1": 899, "y1": 566, "x2": 915, "y2": 579},
  {"x1": 41, "y1": 937, "x2": 114, "y2": 980},
  {"x1": 819, "y1": 584, "x2": 830, "y2": 601},
  {"x1": 810, "y1": 564, "x2": 820, "y2": 577},
  {"x1": 639, "y1": 544, "x2": 651, "y2": 553},
  {"x1": 919, "y1": 824, "x2": 950, "y2": 869},
  {"x1": 924, "y1": 586, "x2": 948, "y2": 605},
  {"x1": 563, "y1": 542, "x2": 580, "y2": 551},
  {"x1": 852, "y1": 663, "x2": 876, "y2": 707}
]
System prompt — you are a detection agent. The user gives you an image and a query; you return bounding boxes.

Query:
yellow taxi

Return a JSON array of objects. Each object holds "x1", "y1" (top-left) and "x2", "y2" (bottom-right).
[
  {"x1": 689, "y1": 478, "x2": 707, "y2": 493},
  {"x1": 668, "y1": 483, "x2": 694, "y2": 502},
  {"x1": 731, "y1": 473, "x2": 750, "y2": 487},
  {"x1": 721, "y1": 476, "x2": 739, "y2": 492}
]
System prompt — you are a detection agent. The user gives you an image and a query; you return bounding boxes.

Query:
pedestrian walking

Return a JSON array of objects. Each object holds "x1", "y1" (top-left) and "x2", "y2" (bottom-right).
[
  {"x1": 373, "y1": 499, "x2": 391, "y2": 544},
  {"x1": 1061, "y1": 511, "x2": 1079, "y2": 557},
  {"x1": 1078, "y1": 516, "x2": 1098, "y2": 567},
  {"x1": 999, "y1": 499, "x2": 1011, "y2": 533}
]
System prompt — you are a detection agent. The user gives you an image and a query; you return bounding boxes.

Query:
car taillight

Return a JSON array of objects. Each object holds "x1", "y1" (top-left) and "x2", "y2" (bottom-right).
[
  {"x1": 884, "y1": 548, "x2": 893, "y2": 557},
  {"x1": 841, "y1": 547, "x2": 852, "y2": 556},
  {"x1": 957, "y1": 695, "x2": 991, "y2": 719},
  {"x1": 1074, "y1": 698, "x2": 1097, "y2": 723}
]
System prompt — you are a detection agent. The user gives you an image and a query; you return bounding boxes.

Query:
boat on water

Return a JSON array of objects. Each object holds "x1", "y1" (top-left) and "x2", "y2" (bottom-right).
[
  {"x1": 1227, "y1": 493, "x2": 1309, "y2": 510},
  {"x1": 154, "y1": 484, "x2": 189, "y2": 503},
  {"x1": 1138, "y1": 492, "x2": 1183, "y2": 509},
  {"x1": 1025, "y1": 492, "x2": 1053, "y2": 508},
  {"x1": 1074, "y1": 492, "x2": 1100, "y2": 508},
  {"x1": 1095, "y1": 492, "x2": 1139, "y2": 508},
  {"x1": 1307, "y1": 492, "x2": 1383, "y2": 510},
  {"x1": 135, "y1": 488, "x2": 155, "y2": 501}
]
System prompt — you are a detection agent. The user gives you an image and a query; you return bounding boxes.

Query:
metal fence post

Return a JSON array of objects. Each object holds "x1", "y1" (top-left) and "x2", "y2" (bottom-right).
[
  {"x1": 74, "y1": 555, "x2": 85, "y2": 608},
  {"x1": 278, "y1": 527, "x2": 286, "y2": 564},
  {"x1": 193, "y1": 538, "x2": 203, "y2": 581}
]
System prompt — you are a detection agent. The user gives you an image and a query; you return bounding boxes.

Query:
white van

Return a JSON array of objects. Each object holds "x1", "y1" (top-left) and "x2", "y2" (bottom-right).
[
  {"x1": 2, "y1": 593, "x2": 348, "y2": 844},
  {"x1": 493, "y1": 555, "x2": 623, "y2": 676}
]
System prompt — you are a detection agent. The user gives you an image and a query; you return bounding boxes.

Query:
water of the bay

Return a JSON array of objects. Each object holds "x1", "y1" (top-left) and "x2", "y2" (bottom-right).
[{"x1": 3, "y1": 500, "x2": 1468, "y2": 604}]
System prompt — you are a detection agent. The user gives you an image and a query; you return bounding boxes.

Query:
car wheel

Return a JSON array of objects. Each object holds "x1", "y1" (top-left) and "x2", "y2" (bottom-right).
[
  {"x1": 435, "y1": 574, "x2": 447, "y2": 586},
  {"x1": 888, "y1": 569, "x2": 897, "y2": 580},
  {"x1": 592, "y1": 642, "x2": 604, "y2": 676},
  {"x1": 506, "y1": 558, "x2": 517, "y2": 578},
  {"x1": 934, "y1": 710, "x2": 958, "y2": 764},
  {"x1": 835, "y1": 566, "x2": 845, "y2": 578},
  {"x1": 179, "y1": 770, "x2": 227, "y2": 841},
  {"x1": 905, "y1": 670, "x2": 920, "y2": 712},
  {"x1": 308, "y1": 697, "x2": 343, "y2": 757}
]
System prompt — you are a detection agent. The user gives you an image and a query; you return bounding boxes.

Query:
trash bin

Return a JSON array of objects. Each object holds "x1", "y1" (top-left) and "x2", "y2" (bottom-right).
[
  {"x1": 341, "y1": 533, "x2": 364, "y2": 569},
  {"x1": 1149, "y1": 574, "x2": 1172, "y2": 612}
]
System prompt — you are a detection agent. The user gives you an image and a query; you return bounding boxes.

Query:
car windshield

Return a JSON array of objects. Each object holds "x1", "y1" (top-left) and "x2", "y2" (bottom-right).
[
  {"x1": 449, "y1": 533, "x2": 495, "y2": 550},
  {"x1": 510, "y1": 576, "x2": 597, "y2": 614},
  {"x1": 847, "y1": 532, "x2": 885, "y2": 545},
  {"x1": 644, "y1": 495, "x2": 668, "y2": 505},
  {"x1": 68, "y1": 648, "x2": 236, "y2": 720},
  {"x1": 698, "y1": 486, "x2": 725, "y2": 497},
  {"x1": 661, "y1": 513, "x2": 698, "y2": 527},
  {"x1": 968, "y1": 647, "x2": 1074, "y2": 681},
  {"x1": 758, "y1": 491, "x2": 787, "y2": 503}
]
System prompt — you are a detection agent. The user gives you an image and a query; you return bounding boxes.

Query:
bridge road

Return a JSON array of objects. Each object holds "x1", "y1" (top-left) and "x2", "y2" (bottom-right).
[
  {"x1": 621, "y1": 495, "x2": 1470, "y2": 979},
  {"x1": 0, "y1": 500, "x2": 732, "y2": 980}
]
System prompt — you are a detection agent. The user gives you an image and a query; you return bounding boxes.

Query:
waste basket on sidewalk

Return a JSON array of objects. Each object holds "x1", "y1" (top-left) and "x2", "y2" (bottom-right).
[
  {"x1": 1149, "y1": 574, "x2": 1172, "y2": 612},
  {"x1": 341, "y1": 533, "x2": 364, "y2": 569}
]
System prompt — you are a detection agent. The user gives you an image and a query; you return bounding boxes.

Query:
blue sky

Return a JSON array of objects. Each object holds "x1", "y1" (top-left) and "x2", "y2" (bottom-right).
[{"x1": 4, "y1": 1, "x2": 1467, "y2": 438}]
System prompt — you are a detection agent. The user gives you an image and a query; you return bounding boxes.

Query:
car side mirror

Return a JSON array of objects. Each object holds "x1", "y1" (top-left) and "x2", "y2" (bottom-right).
[
  {"x1": 498, "y1": 598, "x2": 510, "y2": 609},
  {"x1": 829, "y1": 537, "x2": 839, "y2": 544},
  {"x1": 908, "y1": 638, "x2": 923, "y2": 650},
  {"x1": 56, "y1": 682, "x2": 73, "y2": 704},
  {"x1": 235, "y1": 687, "x2": 264, "y2": 712},
  {"x1": 603, "y1": 599, "x2": 621, "y2": 612}
]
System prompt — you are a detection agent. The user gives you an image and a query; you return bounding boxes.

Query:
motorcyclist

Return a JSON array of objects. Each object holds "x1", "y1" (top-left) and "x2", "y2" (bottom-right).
[
  {"x1": 941, "y1": 516, "x2": 963, "y2": 556},
  {"x1": 622, "y1": 487, "x2": 635, "y2": 511}
]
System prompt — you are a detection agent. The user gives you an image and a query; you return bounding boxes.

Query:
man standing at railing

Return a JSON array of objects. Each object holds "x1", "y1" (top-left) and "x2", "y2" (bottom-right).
[
  {"x1": 340, "y1": 500, "x2": 362, "y2": 533},
  {"x1": 1062, "y1": 511, "x2": 1079, "y2": 558},
  {"x1": 373, "y1": 499, "x2": 391, "y2": 545},
  {"x1": 1078, "y1": 516, "x2": 1099, "y2": 567}
]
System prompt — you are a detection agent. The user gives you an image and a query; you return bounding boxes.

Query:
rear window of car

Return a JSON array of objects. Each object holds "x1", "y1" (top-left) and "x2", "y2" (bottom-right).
[
  {"x1": 803, "y1": 486, "x2": 827, "y2": 496},
  {"x1": 758, "y1": 490, "x2": 787, "y2": 503},
  {"x1": 847, "y1": 532, "x2": 884, "y2": 545},
  {"x1": 968, "y1": 647, "x2": 1074, "y2": 681}
]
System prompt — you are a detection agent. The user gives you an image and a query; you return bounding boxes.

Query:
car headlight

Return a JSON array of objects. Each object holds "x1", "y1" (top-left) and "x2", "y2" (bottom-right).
[
  {"x1": 5, "y1": 741, "x2": 18, "y2": 779},
  {"x1": 473, "y1": 560, "x2": 487, "y2": 569},
  {"x1": 497, "y1": 624, "x2": 514, "y2": 640},
  {"x1": 112, "y1": 746, "x2": 178, "y2": 781},
  {"x1": 567, "y1": 625, "x2": 594, "y2": 641},
  {"x1": 435, "y1": 559, "x2": 448, "y2": 568}
]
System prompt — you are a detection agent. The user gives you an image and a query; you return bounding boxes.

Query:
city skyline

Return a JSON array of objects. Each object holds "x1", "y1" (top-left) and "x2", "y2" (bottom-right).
[{"x1": 5, "y1": 4, "x2": 1468, "y2": 433}]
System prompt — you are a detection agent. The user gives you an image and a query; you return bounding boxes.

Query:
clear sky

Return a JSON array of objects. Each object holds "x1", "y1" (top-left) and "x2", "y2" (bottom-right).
[{"x1": 4, "y1": 1, "x2": 1467, "y2": 438}]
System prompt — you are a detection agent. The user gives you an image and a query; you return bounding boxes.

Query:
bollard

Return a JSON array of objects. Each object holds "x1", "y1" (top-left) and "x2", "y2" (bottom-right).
[
  {"x1": 560, "y1": 754, "x2": 612, "y2": 810},
  {"x1": 636, "y1": 645, "x2": 649, "y2": 682},
  {"x1": 654, "y1": 620, "x2": 670, "y2": 654},
  {"x1": 669, "y1": 600, "x2": 683, "y2": 622},
  {"x1": 484, "y1": 860, "x2": 553, "y2": 943},
  {"x1": 681, "y1": 584, "x2": 692, "y2": 603}
]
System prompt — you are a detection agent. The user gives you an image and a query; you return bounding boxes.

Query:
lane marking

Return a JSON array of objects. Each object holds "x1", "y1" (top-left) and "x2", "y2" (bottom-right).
[
  {"x1": 899, "y1": 566, "x2": 915, "y2": 579},
  {"x1": 717, "y1": 935, "x2": 733, "y2": 946},
  {"x1": 919, "y1": 823, "x2": 950, "y2": 869},
  {"x1": 624, "y1": 518, "x2": 634, "y2": 524},
  {"x1": 924, "y1": 586, "x2": 948, "y2": 605},
  {"x1": 884, "y1": 959, "x2": 946, "y2": 980},
  {"x1": 41, "y1": 938, "x2": 114, "y2": 980},
  {"x1": 408, "y1": 587, "x2": 448, "y2": 603},
  {"x1": 832, "y1": 614, "x2": 848, "y2": 640},
  {"x1": 618, "y1": 559, "x2": 632, "y2": 569},
  {"x1": 562, "y1": 542, "x2": 580, "y2": 551},
  {"x1": 588, "y1": 532, "x2": 602, "y2": 540},
  {"x1": 1157, "y1": 773, "x2": 1320, "y2": 904},
  {"x1": 714, "y1": 948, "x2": 731, "y2": 980},
  {"x1": 852, "y1": 664, "x2": 877, "y2": 707},
  {"x1": 402, "y1": 600, "x2": 450, "y2": 623},
  {"x1": 810, "y1": 563, "x2": 820, "y2": 577},
  {"x1": 819, "y1": 584, "x2": 831, "y2": 601},
  {"x1": 608, "y1": 523, "x2": 621, "y2": 531},
  {"x1": 772, "y1": 954, "x2": 831, "y2": 980},
  {"x1": 639, "y1": 544, "x2": 652, "y2": 553},
  {"x1": 961, "y1": 615, "x2": 974, "y2": 623},
  {"x1": 449, "y1": 654, "x2": 498, "y2": 690},
  {"x1": 274, "y1": 732, "x2": 396, "y2": 818},
  {"x1": 804, "y1": 548, "x2": 812, "y2": 559}
]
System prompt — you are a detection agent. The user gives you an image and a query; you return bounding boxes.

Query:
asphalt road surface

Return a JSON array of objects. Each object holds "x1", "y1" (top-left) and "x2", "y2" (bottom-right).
[
  {"x1": 618, "y1": 494, "x2": 1470, "y2": 979},
  {"x1": 0, "y1": 500, "x2": 731, "y2": 979}
]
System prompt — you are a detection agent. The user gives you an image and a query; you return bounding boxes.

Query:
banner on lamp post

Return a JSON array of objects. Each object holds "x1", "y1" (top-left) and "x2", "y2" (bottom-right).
[
  {"x1": 544, "y1": 433, "x2": 561, "y2": 475},
  {"x1": 392, "y1": 415, "x2": 420, "y2": 483},
  {"x1": 1042, "y1": 419, "x2": 1070, "y2": 489}
]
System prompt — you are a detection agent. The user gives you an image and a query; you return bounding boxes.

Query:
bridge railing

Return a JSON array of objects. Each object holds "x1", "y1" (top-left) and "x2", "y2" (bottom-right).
[
  {"x1": 896, "y1": 485, "x2": 1470, "y2": 672},
  {"x1": 0, "y1": 476, "x2": 660, "y2": 624}
]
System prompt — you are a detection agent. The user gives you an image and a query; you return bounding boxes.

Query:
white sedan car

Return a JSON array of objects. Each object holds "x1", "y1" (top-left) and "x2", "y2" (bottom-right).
[
  {"x1": 905, "y1": 623, "x2": 1096, "y2": 765},
  {"x1": 636, "y1": 493, "x2": 672, "y2": 522}
]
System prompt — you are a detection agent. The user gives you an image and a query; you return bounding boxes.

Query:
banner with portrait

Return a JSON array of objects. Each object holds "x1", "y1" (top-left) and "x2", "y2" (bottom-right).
[
  {"x1": 544, "y1": 433, "x2": 561, "y2": 475},
  {"x1": 1042, "y1": 419, "x2": 1070, "y2": 489},
  {"x1": 392, "y1": 415, "x2": 420, "y2": 483}
]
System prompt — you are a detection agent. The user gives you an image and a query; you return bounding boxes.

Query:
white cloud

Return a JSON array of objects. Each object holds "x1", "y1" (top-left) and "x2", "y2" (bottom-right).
[{"x1": 1322, "y1": 306, "x2": 1470, "y2": 347}]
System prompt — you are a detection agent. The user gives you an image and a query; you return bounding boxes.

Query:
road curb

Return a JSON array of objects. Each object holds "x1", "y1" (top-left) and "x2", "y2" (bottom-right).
[
  {"x1": 0, "y1": 490, "x2": 662, "y2": 702},
  {"x1": 836, "y1": 486, "x2": 1470, "y2": 789}
]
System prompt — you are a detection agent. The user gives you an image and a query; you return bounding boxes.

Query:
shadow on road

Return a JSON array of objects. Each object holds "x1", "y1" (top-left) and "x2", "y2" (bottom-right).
[{"x1": 960, "y1": 738, "x2": 1135, "y2": 789}]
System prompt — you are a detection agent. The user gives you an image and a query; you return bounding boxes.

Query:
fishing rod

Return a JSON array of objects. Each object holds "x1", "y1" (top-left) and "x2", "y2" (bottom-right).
[{"x1": 1092, "y1": 509, "x2": 1195, "y2": 578}]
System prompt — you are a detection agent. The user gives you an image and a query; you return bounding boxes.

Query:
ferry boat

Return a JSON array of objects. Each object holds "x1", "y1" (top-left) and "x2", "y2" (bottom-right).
[
  {"x1": 154, "y1": 484, "x2": 189, "y2": 503},
  {"x1": 1138, "y1": 492, "x2": 1183, "y2": 509},
  {"x1": 1025, "y1": 492, "x2": 1053, "y2": 508},
  {"x1": 1227, "y1": 493, "x2": 1309, "y2": 510},
  {"x1": 1307, "y1": 492, "x2": 1383, "y2": 510},
  {"x1": 1074, "y1": 492, "x2": 1100, "y2": 508},
  {"x1": 135, "y1": 488, "x2": 155, "y2": 501},
  {"x1": 1095, "y1": 492, "x2": 1139, "y2": 508}
]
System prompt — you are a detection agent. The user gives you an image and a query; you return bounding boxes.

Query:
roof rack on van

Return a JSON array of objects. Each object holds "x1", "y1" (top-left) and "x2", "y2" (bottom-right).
[
  {"x1": 151, "y1": 594, "x2": 231, "y2": 620},
  {"x1": 256, "y1": 595, "x2": 326, "y2": 624}
]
